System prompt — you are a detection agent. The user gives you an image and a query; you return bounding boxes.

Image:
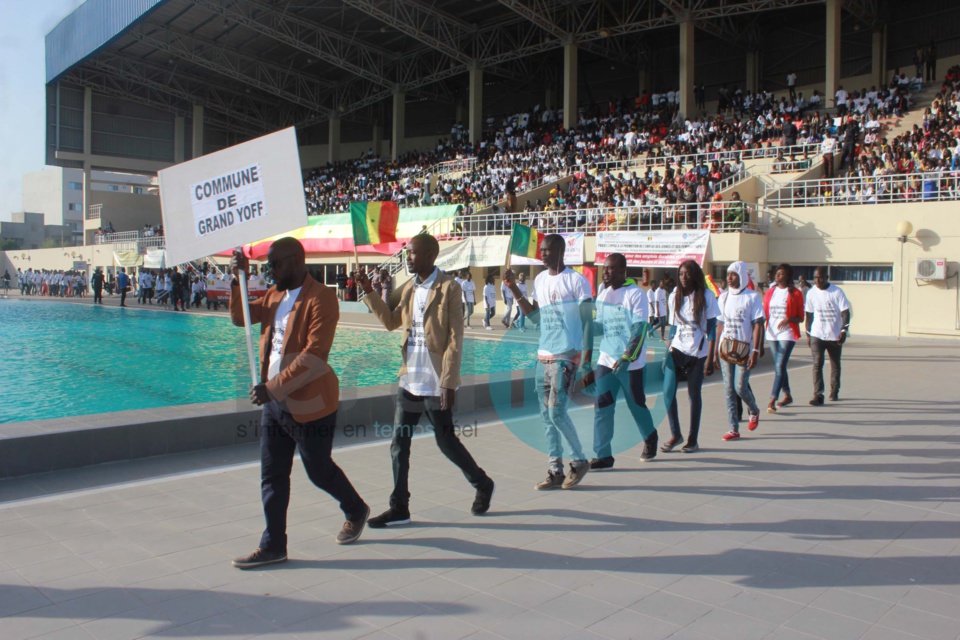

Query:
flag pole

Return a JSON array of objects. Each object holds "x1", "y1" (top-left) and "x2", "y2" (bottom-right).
[{"x1": 236, "y1": 246, "x2": 258, "y2": 388}]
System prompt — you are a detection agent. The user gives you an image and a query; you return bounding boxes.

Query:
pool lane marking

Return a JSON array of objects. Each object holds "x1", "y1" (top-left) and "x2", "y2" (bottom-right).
[{"x1": 0, "y1": 364, "x2": 806, "y2": 509}]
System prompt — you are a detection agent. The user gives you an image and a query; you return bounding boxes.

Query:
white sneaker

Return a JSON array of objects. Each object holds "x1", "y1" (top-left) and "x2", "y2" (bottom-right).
[{"x1": 485, "y1": 326, "x2": 493, "y2": 331}]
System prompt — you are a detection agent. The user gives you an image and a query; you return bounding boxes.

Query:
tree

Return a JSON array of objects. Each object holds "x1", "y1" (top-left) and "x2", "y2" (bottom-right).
[{"x1": 0, "y1": 238, "x2": 22, "y2": 251}]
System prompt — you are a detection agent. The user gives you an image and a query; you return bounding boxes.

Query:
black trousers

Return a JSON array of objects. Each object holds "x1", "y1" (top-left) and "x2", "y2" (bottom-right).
[
  {"x1": 259, "y1": 402, "x2": 366, "y2": 552},
  {"x1": 93, "y1": 286, "x2": 102, "y2": 303},
  {"x1": 389, "y1": 388, "x2": 490, "y2": 509}
]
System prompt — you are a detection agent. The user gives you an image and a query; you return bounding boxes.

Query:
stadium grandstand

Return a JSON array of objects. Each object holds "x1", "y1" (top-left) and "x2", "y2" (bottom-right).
[{"x1": 1, "y1": 0, "x2": 958, "y2": 338}]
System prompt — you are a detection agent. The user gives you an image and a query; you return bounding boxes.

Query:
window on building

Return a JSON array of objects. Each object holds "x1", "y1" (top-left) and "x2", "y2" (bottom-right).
[
  {"x1": 68, "y1": 182, "x2": 82, "y2": 190},
  {"x1": 134, "y1": 187, "x2": 145, "y2": 194},
  {"x1": 109, "y1": 185, "x2": 120, "y2": 191},
  {"x1": 792, "y1": 265, "x2": 893, "y2": 283},
  {"x1": 67, "y1": 203, "x2": 81, "y2": 211}
]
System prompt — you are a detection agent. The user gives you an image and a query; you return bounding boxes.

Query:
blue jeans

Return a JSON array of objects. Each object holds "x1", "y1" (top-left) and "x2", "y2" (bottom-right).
[
  {"x1": 720, "y1": 361, "x2": 760, "y2": 432},
  {"x1": 664, "y1": 353, "x2": 706, "y2": 444},
  {"x1": 502, "y1": 298, "x2": 514, "y2": 325},
  {"x1": 593, "y1": 365, "x2": 657, "y2": 460},
  {"x1": 484, "y1": 306, "x2": 495, "y2": 327},
  {"x1": 258, "y1": 402, "x2": 366, "y2": 553},
  {"x1": 769, "y1": 340, "x2": 795, "y2": 400},
  {"x1": 513, "y1": 305, "x2": 525, "y2": 329},
  {"x1": 536, "y1": 359, "x2": 586, "y2": 471}
]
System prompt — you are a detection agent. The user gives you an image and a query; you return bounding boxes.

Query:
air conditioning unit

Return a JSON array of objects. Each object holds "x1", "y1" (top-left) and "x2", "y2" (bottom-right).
[{"x1": 915, "y1": 258, "x2": 947, "y2": 281}]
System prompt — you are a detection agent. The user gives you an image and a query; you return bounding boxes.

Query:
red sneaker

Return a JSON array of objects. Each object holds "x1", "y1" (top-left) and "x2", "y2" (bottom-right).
[
  {"x1": 722, "y1": 430, "x2": 741, "y2": 441},
  {"x1": 748, "y1": 413, "x2": 760, "y2": 431}
]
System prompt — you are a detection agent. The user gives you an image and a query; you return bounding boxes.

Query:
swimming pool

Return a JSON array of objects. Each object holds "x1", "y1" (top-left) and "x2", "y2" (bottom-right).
[{"x1": 0, "y1": 299, "x2": 534, "y2": 424}]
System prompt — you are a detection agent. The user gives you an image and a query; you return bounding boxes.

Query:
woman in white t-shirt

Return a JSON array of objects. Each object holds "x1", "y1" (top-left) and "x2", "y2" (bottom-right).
[
  {"x1": 716, "y1": 262, "x2": 765, "y2": 441},
  {"x1": 762, "y1": 264, "x2": 806, "y2": 413},
  {"x1": 482, "y1": 275, "x2": 496, "y2": 330},
  {"x1": 661, "y1": 260, "x2": 719, "y2": 454},
  {"x1": 461, "y1": 272, "x2": 476, "y2": 327}
]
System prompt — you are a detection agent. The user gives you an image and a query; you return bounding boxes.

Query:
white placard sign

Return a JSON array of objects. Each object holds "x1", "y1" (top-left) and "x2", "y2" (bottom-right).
[{"x1": 158, "y1": 127, "x2": 307, "y2": 265}]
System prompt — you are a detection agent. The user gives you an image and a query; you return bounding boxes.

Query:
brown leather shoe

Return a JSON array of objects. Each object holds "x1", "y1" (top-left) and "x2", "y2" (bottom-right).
[
  {"x1": 232, "y1": 548, "x2": 287, "y2": 569},
  {"x1": 336, "y1": 504, "x2": 370, "y2": 545},
  {"x1": 660, "y1": 436, "x2": 683, "y2": 453}
]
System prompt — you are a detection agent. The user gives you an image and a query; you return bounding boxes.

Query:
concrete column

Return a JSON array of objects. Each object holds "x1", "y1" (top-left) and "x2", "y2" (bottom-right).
[
  {"x1": 545, "y1": 86, "x2": 557, "y2": 110},
  {"x1": 455, "y1": 103, "x2": 466, "y2": 126},
  {"x1": 563, "y1": 43, "x2": 578, "y2": 130},
  {"x1": 468, "y1": 68, "x2": 483, "y2": 145},
  {"x1": 174, "y1": 117, "x2": 185, "y2": 163},
  {"x1": 82, "y1": 87, "x2": 93, "y2": 156},
  {"x1": 872, "y1": 26, "x2": 886, "y2": 87},
  {"x1": 328, "y1": 117, "x2": 341, "y2": 163},
  {"x1": 746, "y1": 51, "x2": 759, "y2": 93},
  {"x1": 372, "y1": 121, "x2": 383, "y2": 158},
  {"x1": 825, "y1": 0, "x2": 841, "y2": 107},
  {"x1": 678, "y1": 21, "x2": 696, "y2": 118},
  {"x1": 191, "y1": 105, "x2": 204, "y2": 158},
  {"x1": 392, "y1": 92, "x2": 405, "y2": 160},
  {"x1": 637, "y1": 69, "x2": 650, "y2": 94}
]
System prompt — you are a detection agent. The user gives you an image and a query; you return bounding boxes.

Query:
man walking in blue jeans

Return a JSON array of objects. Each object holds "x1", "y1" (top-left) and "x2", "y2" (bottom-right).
[
  {"x1": 503, "y1": 234, "x2": 594, "y2": 490},
  {"x1": 716, "y1": 262, "x2": 765, "y2": 441},
  {"x1": 582, "y1": 253, "x2": 658, "y2": 470},
  {"x1": 358, "y1": 234, "x2": 494, "y2": 527}
]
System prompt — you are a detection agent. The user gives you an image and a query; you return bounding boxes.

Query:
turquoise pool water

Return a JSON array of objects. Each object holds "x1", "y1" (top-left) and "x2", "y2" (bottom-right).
[{"x1": 0, "y1": 299, "x2": 534, "y2": 424}]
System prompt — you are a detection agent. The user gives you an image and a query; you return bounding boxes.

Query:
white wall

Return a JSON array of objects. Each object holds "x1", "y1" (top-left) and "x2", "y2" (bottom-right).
[{"x1": 21, "y1": 167, "x2": 83, "y2": 228}]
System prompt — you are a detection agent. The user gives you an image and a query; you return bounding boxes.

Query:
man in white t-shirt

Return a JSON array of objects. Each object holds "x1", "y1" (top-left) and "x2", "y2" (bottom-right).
[
  {"x1": 582, "y1": 254, "x2": 657, "y2": 469},
  {"x1": 511, "y1": 273, "x2": 529, "y2": 331},
  {"x1": 460, "y1": 271, "x2": 476, "y2": 327},
  {"x1": 648, "y1": 280, "x2": 668, "y2": 337},
  {"x1": 717, "y1": 262, "x2": 765, "y2": 440},
  {"x1": 834, "y1": 86, "x2": 849, "y2": 116},
  {"x1": 804, "y1": 266, "x2": 851, "y2": 404},
  {"x1": 500, "y1": 278, "x2": 514, "y2": 328},
  {"x1": 360, "y1": 234, "x2": 494, "y2": 528},
  {"x1": 504, "y1": 234, "x2": 593, "y2": 490}
]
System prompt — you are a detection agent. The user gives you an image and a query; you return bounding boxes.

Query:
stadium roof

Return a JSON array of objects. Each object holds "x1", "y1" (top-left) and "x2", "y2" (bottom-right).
[{"x1": 47, "y1": 0, "x2": 877, "y2": 138}]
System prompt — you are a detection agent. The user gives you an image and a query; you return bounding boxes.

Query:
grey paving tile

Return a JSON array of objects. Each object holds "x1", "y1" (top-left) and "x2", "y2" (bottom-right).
[
  {"x1": 663, "y1": 575, "x2": 744, "y2": 607},
  {"x1": 858, "y1": 627, "x2": 930, "y2": 640},
  {"x1": 533, "y1": 591, "x2": 623, "y2": 629},
  {"x1": 807, "y1": 589, "x2": 895, "y2": 624},
  {"x1": 894, "y1": 586, "x2": 960, "y2": 621},
  {"x1": 629, "y1": 591, "x2": 713, "y2": 627},
  {"x1": 489, "y1": 610, "x2": 581, "y2": 640},
  {"x1": 586, "y1": 608, "x2": 681, "y2": 640},
  {"x1": 876, "y1": 605, "x2": 960, "y2": 640},
  {"x1": 783, "y1": 607, "x2": 872, "y2": 640},
  {"x1": 684, "y1": 608, "x2": 778, "y2": 640}
]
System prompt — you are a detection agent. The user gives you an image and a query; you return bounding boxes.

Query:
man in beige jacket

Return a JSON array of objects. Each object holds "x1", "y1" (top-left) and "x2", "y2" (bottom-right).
[{"x1": 358, "y1": 234, "x2": 494, "y2": 527}]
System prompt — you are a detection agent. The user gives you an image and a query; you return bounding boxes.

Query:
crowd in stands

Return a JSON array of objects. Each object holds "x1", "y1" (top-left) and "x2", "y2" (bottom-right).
[{"x1": 775, "y1": 65, "x2": 960, "y2": 206}]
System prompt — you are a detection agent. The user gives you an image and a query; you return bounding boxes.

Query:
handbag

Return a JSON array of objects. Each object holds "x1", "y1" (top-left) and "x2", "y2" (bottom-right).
[{"x1": 718, "y1": 293, "x2": 751, "y2": 366}]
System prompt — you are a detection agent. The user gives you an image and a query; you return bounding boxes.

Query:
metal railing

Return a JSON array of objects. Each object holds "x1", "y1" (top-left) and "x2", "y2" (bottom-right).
[
  {"x1": 94, "y1": 231, "x2": 139, "y2": 244},
  {"x1": 764, "y1": 171, "x2": 960, "y2": 207},
  {"x1": 454, "y1": 202, "x2": 770, "y2": 237},
  {"x1": 86, "y1": 204, "x2": 102, "y2": 220},
  {"x1": 432, "y1": 157, "x2": 477, "y2": 176},
  {"x1": 750, "y1": 157, "x2": 815, "y2": 174}
]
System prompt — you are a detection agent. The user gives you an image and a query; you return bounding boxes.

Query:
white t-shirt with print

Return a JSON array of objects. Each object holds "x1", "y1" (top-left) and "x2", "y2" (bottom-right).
[
  {"x1": 267, "y1": 286, "x2": 302, "y2": 381},
  {"x1": 668, "y1": 289, "x2": 720, "y2": 358},
  {"x1": 532, "y1": 268, "x2": 593, "y2": 357},
  {"x1": 765, "y1": 287, "x2": 796, "y2": 342},
  {"x1": 718, "y1": 289, "x2": 764, "y2": 344},
  {"x1": 400, "y1": 268, "x2": 442, "y2": 397},
  {"x1": 648, "y1": 287, "x2": 667, "y2": 317},
  {"x1": 461, "y1": 280, "x2": 476, "y2": 304},
  {"x1": 596, "y1": 284, "x2": 649, "y2": 370},
  {"x1": 804, "y1": 284, "x2": 850, "y2": 341}
]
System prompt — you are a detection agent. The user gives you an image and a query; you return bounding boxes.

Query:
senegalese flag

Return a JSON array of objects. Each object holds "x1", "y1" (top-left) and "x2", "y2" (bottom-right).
[
  {"x1": 705, "y1": 274, "x2": 720, "y2": 297},
  {"x1": 509, "y1": 223, "x2": 541, "y2": 260},
  {"x1": 350, "y1": 201, "x2": 399, "y2": 246}
]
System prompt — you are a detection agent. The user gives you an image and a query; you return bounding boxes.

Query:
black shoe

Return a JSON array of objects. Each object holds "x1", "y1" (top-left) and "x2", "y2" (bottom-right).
[
  {"x1": 367, "y1": 506, "x2": 411, "y2": 529},
  {"x1": 471, "y1": 480, "x2": 494, "y2": 516},
  {"x1": 232, "y1": 547, "x2": 287, "y2": 569},
  {"x1": 809, "y1": 396, "x2": 824, "y2": 406},
  {"x1": 336, "y1": 504, "x2": 370, "y2": 545},
  {"x1": 589, "y1": 457, "x2": 615, "y2": 471},
  {"x1": 829, "y1": 393, "x2": 839, "y2": 402},
  {"x1": 640, "y1": 443, "x2": 657, "y2": 462},
  {"x1": 681, "y1": 441, "x2": 699, "y2": 453}
]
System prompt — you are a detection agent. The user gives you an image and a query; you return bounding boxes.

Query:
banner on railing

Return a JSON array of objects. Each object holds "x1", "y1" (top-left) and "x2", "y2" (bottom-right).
[
  {"x1": 595, "y1": 230, "x2": 710, "y2": 268},
  {"x1": 143, "y1": 249, "x2": 166, "y2": 269},
  {"x1": 435, "y1": 236, "x2": 509, "y2": 272},
  {"x1": 511, "y1": 233, "x2": 584, "y2": 266}
]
